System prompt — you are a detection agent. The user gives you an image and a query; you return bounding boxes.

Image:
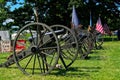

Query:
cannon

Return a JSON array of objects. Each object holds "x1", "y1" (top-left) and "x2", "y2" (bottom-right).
[
  {"x1": 73, "y1": 27, "x2": 104, "y2": 59},
  {"x1": 0, "y1": 23, "x2": 79, "y2": 75},
  {"x1": 0, "y1": 23, "x2": 104, "y2": 75},
  {"x1": 50, "y1": 25, "x2": 79, "y2": 69}
]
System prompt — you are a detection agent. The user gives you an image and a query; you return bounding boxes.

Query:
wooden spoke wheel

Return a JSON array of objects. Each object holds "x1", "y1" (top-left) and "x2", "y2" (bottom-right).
[
  {"x1": 50, "y1": 25, "x2": 79, "y2": 69},
  {"x1": 77, "y1": 31, "x2": 91, "y2": 59},
  {"x1": 93, "y1": 31, "x2": 104, "y2": 49},
  {"x1": 95, "y1": 33, "x2": 104, "y2": 49},
  {"x1": 13, "y1": 22, "x2": 60, "y2": 75}
]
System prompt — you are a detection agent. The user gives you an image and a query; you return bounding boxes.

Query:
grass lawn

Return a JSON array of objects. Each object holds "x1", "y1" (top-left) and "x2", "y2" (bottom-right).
[{"x1": 0, "y1": 41, "x2": 120, "y2": 80}]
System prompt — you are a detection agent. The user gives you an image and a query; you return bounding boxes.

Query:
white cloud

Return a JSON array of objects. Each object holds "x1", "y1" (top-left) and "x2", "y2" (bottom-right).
[{"x1": 3, "y1": 18, "x2": 14, "y2": 25}]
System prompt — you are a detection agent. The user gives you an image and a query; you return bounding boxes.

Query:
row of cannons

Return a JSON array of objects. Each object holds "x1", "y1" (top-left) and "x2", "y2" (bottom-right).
[{"x1": 0, "y1": 22, "x2": 103, "y2": 75}]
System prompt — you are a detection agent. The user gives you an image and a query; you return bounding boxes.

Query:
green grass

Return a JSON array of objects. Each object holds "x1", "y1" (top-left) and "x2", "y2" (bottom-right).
[
  {"x1": 0, "y1": 41, "x2": 120, "y2": 80},
  {"x1": 103, "y1": 35, "x2": 118, "y2": 41}
]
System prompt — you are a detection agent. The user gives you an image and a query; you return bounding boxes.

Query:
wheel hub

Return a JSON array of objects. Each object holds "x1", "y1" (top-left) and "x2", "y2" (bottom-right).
[{"x1": 31, "y1": 46, "x2": 38, "y2": 53}]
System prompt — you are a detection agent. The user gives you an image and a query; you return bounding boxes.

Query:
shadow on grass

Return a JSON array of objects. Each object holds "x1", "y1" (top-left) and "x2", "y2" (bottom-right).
[
  {"x1": 50, "y1": 66, "x2": 101, "y2": 77},
  {"x1": 0, "y1": 66, "x2": 99, "y2": 77},
  {"x1": 85, "y1": 55, "x2": 106, "y2": 60},
  {"x1": 0, "y1": 57, "x2": 8, "y2": 59},
  {"x1": 76, "y1": 54, "x2": 106, "y2": 61},
  {"x1": 89, "y1": 47, "x2": 105, "y2": 54},
  {"x1": 0, "y1": 65, "x2": 101, "y2": 77},
  {"x1": 0, "y1": 65, "x2": 18, "y2": 69}
]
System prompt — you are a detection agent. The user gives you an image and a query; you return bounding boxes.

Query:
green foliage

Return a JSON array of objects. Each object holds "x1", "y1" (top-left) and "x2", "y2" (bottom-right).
[
  {"x1": 0, "y1": 8, "x2": 9, "y2": 28},
  {"x1": 10, "y1": 4, "x2": 33, "y2": 27},
  {"x1": 1, "y1": 0, "x2": 120, "y2": 30},
  {"x1": 0, "y1": 0, "x2": 4, "y2": 3},
  {"x1": 0, "y1": 8, "x2": 7, "y2": 20}
]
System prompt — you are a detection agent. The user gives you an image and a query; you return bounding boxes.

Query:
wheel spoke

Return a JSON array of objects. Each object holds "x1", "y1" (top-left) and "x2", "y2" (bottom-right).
[
  {"x1": 28, "y1": 27, "x2": 36, "y2": 45},
  {"x1": 24, "y1": 54, "x2": 34, "y2": 71},
  {"x1": 32, "y1": 54, "x2": 37, "y2": 74},
  {"x1": 37, "y1": 53, "x2": 43, "y2": 73}
]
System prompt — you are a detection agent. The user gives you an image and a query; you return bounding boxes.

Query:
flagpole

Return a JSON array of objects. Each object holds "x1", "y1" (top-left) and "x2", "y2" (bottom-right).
[{"x1": 90, "y1": 10, "x2": 92, "y2": 27}]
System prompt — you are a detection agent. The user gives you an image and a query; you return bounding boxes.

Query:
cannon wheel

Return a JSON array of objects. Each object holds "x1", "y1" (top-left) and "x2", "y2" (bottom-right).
[
  {"x1": 95, "y1": 34, "x2": 104, "y2": 49},
  {"x1": 77, "y1": 32, "x2": 91, "y2": 59},
  {"x1": 50, "y1": 25, "x2": 79, "y2": 69},
  {"x1": 92, "y1": 31, "x2": 104, "y2": 49},
  {"x1": 13, "y1": 22, "x2": 60, "y2": 75}
]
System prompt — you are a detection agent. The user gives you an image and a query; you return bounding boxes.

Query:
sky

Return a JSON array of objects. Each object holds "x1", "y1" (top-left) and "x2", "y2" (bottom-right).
[
  {"x1": 6, "y1": 0, "x2": 120, "y2": 11},
  {"x1": 6, "y1": 0, "x2": 24, "y2": 11},
  {"x1": 3, "y1": 0, "x2": 24, "y2": 25}
]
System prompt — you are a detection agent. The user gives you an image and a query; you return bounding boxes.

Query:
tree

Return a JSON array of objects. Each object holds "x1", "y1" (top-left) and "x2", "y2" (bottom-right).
[
  {"x1": 10, "y1": 4, "x2": 33, "y2": 28},
  {"x1": 0, "y1": 1, "x2": 9, "y2": 30},
  {"x1": 68, "y1": 0, "x2": 120, "y2": 30},
  {"x1": 5, "y1": 0, "x2": 120, "y2": 30}
]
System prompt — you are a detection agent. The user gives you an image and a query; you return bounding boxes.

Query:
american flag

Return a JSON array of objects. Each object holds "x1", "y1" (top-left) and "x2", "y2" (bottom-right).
[
  {"x1": 95, "y1": 17, "x2": 104, "y2": 34},
  {"x1": 103, "y1": 23, "x2": 111, "y2": 35}
]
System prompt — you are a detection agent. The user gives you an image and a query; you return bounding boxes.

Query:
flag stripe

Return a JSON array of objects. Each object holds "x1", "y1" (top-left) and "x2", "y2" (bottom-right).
[{"x1": 96, "y1": 17, "x2": 104, "y2": 34}]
